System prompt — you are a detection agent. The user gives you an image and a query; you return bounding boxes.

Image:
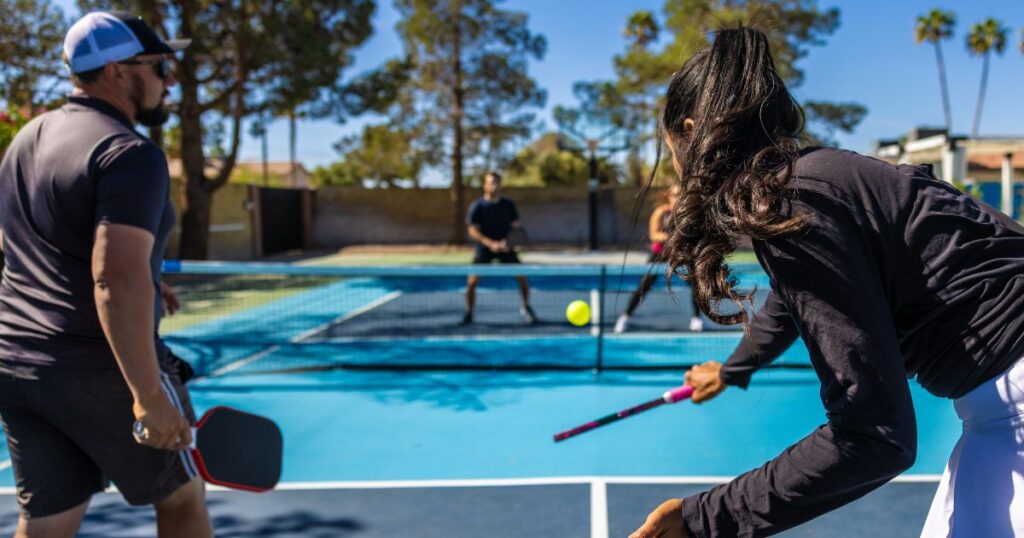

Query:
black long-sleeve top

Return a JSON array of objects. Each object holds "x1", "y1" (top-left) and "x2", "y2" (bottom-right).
[{"x1": 680, "y1": 147, "x2": 1024, "y2": 537}]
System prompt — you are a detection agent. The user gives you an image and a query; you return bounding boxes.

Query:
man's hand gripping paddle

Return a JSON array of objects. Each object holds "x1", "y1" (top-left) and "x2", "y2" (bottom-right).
[{"x1": 135, "y1": 406, "x2": 283, "y2": 491}]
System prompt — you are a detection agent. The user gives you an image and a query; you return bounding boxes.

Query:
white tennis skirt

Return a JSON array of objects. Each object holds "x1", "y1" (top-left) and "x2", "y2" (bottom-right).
[{"x1": 920, "y1": 357, "x2": 1024, "y2": 537}]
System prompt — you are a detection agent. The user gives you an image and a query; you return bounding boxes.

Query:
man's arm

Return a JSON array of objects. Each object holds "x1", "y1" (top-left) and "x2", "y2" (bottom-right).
[
  {"x1": 468, "y1": 224, "x2": 499, "y2": 251},
  {"x1": 92, "y1": 223, "x2": 190, "y2": 451},
  {"x1": 0, "y1": 228, "x2": 4, "y2": 252}
]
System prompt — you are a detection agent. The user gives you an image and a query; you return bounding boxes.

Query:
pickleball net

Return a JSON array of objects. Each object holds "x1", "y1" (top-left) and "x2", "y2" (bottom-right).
[{"x1": 159, "y1": 261, "x2": 810, "y2": 377}]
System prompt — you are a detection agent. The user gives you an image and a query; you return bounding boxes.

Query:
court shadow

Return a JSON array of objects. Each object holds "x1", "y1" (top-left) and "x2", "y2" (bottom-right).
[
  {"x1": 209, "y1": 511, "x2": 364, "y2": 537},
  {"x1": 71, "y1": 497, "x2": 365, "y2": 537}
]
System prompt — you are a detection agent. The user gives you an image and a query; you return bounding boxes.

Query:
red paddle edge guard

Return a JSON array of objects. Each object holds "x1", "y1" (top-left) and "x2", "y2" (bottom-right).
[{"x1": 190, "y1": 406, "x2": 281, "y2": 493}]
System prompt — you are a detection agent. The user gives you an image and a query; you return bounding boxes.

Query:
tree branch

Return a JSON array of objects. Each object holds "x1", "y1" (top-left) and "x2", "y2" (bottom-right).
[
  {"x1": 208, "y1": 72, "x2": 246, "y2": 191},
  {"x1": 198, "y1": 80, "x2": 243, "y2": 113},
  {"x1": 196, "y1": 62, "x2": 230, "y2": 86}
]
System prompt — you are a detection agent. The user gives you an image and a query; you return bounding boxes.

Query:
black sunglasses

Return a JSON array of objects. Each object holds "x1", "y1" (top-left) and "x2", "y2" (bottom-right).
[{"x1": 118, "y1": 58, "x2": 171, "y2": 80}]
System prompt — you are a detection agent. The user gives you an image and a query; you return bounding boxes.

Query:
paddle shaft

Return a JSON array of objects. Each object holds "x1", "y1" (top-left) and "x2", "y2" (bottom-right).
[{"x1": 553, "y1": 385, "x2": 694, "y2": 442}]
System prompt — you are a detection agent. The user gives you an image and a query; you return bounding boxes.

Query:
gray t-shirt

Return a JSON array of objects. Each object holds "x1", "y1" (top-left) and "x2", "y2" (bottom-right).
[{"x1": 0, "y1": 95, "x2": 175, "y2": 368}]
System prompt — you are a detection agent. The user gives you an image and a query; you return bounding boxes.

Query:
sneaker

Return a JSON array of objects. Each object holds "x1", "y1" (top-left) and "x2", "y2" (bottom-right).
[
  {"x1": 459, "y1": 312, "x2": 473, "y2": 325},
  {"x1": 520, "y1": 305, "x2": 538, "y2": 324},
  {"x1": 689, "y1": 316, "x2": 704, "y2": 332},
  {"x1": 614, "y1": 314, "x2": 630, "y2": 334}
]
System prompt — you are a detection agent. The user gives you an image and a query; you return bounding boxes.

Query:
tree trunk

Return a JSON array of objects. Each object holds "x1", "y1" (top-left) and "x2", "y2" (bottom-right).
[
  {"x1": 261, "y1": 113, "x2": 269, "y2": 186},
  {"x1": 175, "y1": 4, "x2": 211, "y2": 260},
  {"x1": 448, "y1": 0, "x2": 466, "y2": 244},
  {"x1": 180, "y1": 178, "x2": 211, "y2": 259},
  {"x1": 934, "y1": 42, "x2": 952, "y2": 134},
  {"x1": 141, "y1": 2, "x2": 165, "y2": 151},
  {"x1": 148, "y1": 126, "x2": 163, "y2": 149},
  {"x1": 627, "y1": 148, "x2": 643, "y2": 187},
  {"x1": 972, "y1": 53, "x2": 990, "y2": 139},
  {"x1": 289, "y1": 108, "x2": 297, "y2": 187}
]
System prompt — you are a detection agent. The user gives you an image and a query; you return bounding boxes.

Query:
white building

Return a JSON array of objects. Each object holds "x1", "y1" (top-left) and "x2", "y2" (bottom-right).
[{"x1": 875, "y1": 129, "x2": 1024, "y2": 217}]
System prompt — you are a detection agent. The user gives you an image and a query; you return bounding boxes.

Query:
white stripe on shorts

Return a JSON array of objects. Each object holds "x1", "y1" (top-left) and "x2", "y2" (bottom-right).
[{"x1": 160, "y1": 372, "x2": 198, "y2": 479}]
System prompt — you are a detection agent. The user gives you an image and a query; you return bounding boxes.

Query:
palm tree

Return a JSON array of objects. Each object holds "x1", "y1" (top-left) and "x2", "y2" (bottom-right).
[
  {"x1": 966, "y1": 18, "x2": 1008, "y2": 139},
  {"x1": 914, "y1": 9, "x2": 956, "y2": 134}
]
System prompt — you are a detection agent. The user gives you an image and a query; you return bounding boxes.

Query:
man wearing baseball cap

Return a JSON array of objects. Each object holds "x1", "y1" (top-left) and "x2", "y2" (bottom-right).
[{"x1": 0, "y1": 11, "x2": 212, "y2": 537}]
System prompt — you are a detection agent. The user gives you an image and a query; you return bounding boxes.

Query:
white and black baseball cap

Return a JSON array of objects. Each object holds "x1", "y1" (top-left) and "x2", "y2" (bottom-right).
[{"x1": 63, "y1": 11, "x2": 190, "y2": 74}]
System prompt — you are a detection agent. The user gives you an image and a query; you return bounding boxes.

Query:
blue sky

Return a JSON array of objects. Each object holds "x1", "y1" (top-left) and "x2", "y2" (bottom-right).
[{"x1": 57, "y1": 1, "x2": 1024, "y2": 178}]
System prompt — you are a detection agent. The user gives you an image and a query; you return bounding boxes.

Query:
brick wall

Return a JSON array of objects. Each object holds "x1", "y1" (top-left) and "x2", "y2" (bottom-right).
[{"x1": 313, "y1": 186, "x2": 663, "y2": 247}]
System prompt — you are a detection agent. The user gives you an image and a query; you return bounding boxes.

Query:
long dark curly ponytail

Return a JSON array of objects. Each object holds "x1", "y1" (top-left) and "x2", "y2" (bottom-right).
[{"x1": 659, "y1": 27, "x2": 805, "y2": 326}]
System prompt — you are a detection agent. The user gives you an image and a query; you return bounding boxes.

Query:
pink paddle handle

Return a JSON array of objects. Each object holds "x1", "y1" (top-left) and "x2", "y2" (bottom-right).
[{"x1": 662, "y1": 385, "x2": 694, "y2": 403}]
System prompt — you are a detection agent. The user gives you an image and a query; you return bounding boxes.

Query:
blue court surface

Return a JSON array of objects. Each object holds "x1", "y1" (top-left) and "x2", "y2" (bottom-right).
[{"x1": 0, "y1": 264, "x2": 961, "y2": 536}]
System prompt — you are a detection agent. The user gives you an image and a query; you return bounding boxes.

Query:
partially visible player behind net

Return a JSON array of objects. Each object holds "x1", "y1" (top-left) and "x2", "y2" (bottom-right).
[
  {"x1": 462, "y1": 171, "x2": 538, "y2": 325},
  {"x1": 614, "y1": 183, "x2": 703, "y2": 333}
]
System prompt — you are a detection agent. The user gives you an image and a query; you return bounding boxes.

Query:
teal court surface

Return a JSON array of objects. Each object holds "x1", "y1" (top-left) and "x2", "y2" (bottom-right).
[{"x1": 0, "y1": 263, "x2": 960, "y2": 536}]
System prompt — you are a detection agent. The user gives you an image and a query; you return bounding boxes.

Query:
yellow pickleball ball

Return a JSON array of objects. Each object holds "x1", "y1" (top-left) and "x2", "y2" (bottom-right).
[{"x1": 566, "y1": 300, "x2": 591, "y2": 326}]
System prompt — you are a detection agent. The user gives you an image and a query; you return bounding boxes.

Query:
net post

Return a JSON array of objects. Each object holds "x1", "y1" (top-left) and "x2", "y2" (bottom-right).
[{"x1": 595, "y1": 265, "x2": 607, "y2": 372}]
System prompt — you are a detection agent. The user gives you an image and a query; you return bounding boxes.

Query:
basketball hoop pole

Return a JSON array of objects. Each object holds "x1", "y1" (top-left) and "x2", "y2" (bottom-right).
[
  {"x1": 558, "y1": 118, "x2": 633, "y2": 252},
  {"x1": 587, "y1": 141, "x2": 600, "y2": 251}
]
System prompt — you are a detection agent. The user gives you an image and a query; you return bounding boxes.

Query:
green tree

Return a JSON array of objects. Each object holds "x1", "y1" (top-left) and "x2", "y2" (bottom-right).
[
  {"x1": 966, "y1": 18, "x2": 1008, "y2": 139},
  {"x1": 0, "y1": 106, "x2": 46, "y2": 158},
  {"x1": 504, "y1": 132, "x2": 618, "y2": 186},
  {"x1": 321, "y1": 123, "x2": 427, "y2": 188},
  {"x1": 77, "y1": 0, "x2": 375, "y2": 259},
  {"x1": 258, "y1": 6, "x2": 375, "y2": 190},
  {"x1": 312, "y1": 160, "x2": 362, "y2": 187},
  {"x1": 0, "y1": 0, "x2": 67, "y2": 109},
  {"x1": 915, "y1": 9, "x2": 956, "y2": 134},
  {"x1": 394, "y1": 0, "x2": 546, "y2": 243},
  {"x1": 624, "y1": 11, "x2": 659, "y2": 49},
  {"x1": 803, "y1": 101, "x2": 868, "y2": 147},
  {"x1": 585, "y1": 1, "x2": 859, "y2": 184}
]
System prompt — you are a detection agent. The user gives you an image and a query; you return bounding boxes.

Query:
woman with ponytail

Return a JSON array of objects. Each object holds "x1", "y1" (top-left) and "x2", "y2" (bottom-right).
[
  {"x1": 614, "y1": 183, "x2": 704, "y2": 334},
  {"x1": 629, "y1": 27, "x2": 1024, "y2": 538}
]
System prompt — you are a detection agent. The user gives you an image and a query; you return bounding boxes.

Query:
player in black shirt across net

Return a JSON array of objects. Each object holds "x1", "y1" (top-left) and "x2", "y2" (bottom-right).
[{"x1": 462, "y1": 171, "x2": 538, "y2": 325}]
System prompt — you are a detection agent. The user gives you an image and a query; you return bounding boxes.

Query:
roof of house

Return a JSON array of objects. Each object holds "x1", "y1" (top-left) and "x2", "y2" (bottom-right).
[{"x1": 968, "y1": 152, "x2": 1024, "y2": 171}]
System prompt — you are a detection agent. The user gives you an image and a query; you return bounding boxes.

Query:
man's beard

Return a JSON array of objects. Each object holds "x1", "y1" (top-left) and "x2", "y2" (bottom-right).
[{"x1": 130, "y1": 75, "x2": 170, "y2": 127}]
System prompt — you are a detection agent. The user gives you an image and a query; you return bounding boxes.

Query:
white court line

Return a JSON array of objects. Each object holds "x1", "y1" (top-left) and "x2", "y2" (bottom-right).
[
  {"x1": 0, "y1": 460, "x2": 10, "y2": 472},
  {"x1": 605, "y1": 331, "x2": 744, "y2": 339},
  {"x1": 205, "y1": 291, "x2": 403, "y2": 377},
  {"x1": 208, "y1": 345, "x2": 281, "y2": 377},
  {"x1": 228, "y1": 473, "x2": 942, "y2": 490},
  {"x1": 0, "y1": 474, "x2": 944, "y2": 495},
  {"x1": 322, "y1": 333, "x2": 597, "y2": 344},
  {"x1": 591, "y1": 478, "x2": 609, "y2": 538},
  {"x1": 290, "y1": 291, "x2": 403, "y2": 343},
  {"x1": 320, "y1": 331, "x2": 747, "y2": 344}
]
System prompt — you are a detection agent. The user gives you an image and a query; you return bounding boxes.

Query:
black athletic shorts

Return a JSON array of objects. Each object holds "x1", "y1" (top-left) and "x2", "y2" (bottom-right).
[
  {"x1": 0, "y1": 357, "x2": 198, "y2": 518},
  {"x1": 472, "y1": 247, "x2": 521, "y2": 264}
]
